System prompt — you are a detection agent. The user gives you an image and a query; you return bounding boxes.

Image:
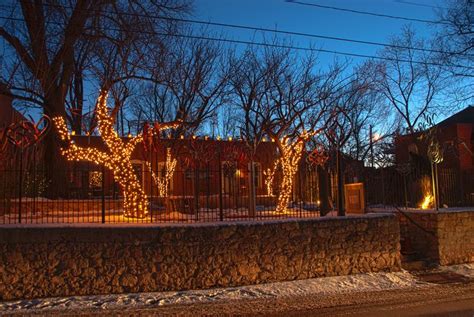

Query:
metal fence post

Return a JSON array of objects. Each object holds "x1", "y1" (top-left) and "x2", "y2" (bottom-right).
[
  {"x1": 218, "y1": 150, "x2": 223, "y2": 221},
  {"x1": 101, "y1": 165, "x2": 105, "y2": 223},
  {"x1": 18, "y1": 150, "x2": 23, "y2": 224}
]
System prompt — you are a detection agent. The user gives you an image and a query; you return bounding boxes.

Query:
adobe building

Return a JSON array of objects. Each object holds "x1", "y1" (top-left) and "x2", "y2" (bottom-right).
[
  {"x1": 67, "y1": 135, "x2": 283, "y2": 207},
  {"x1": 394, "y1": 106, "x2": 474, "y2": 205},
  {"x1": 395, "y1": 106, "x2": 474, "y2": 172}
]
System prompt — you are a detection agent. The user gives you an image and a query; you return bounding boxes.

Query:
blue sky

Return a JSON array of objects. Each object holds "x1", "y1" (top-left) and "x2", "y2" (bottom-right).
[{"x1": 194, "y1": 0, "x2": 444, "y2": 67}]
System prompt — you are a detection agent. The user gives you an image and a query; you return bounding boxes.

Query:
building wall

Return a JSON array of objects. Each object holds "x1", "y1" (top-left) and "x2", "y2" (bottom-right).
[
  {"x1": 398, "y1": 210, "x2": 474, "y2": 265},
  {"x1": 456, "y1": 123, "x2": 473, "y2": 171},
  {"x1": 395, "y1": 123, "x2": 474, "y2": 172},
  {"x1": 0, "y1": 214, "x2": 401, "y2": 300},
  {"x1": 71, "y1": 137, "x2": 280, "y2": 197}
]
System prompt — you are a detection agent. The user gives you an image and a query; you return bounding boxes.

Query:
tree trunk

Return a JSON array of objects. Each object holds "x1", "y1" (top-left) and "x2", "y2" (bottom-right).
[
  {"x1": 72, "y1": 70, "x2": 83, "y2": 135},
  {"x1": 112, "y1": 158, "x2": 148, "y2": 218},
  {"x1": 119, "y1": 169, "x2": 148, "y2": 218},
  {"x1": 317, "y1": 165, "x2": 330, "y2": 216},
  {"x1": 43, "y1": 94, "x2": 68, "y2": 198},
  {"x1": 122, "y1": 184, "x2": 148, "y2": 218},
  {"x1": 276, "y1": 161, "x2": 296, "y2": 214}
]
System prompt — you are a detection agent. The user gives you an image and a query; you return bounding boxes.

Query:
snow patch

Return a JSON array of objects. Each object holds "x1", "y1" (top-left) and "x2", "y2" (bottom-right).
[
  {"x1": 0, "y1": 270, "x2": 427, "y2": 313},
  {"x1": 441, "y1": 263, "x2": 474, "y2": 278}
]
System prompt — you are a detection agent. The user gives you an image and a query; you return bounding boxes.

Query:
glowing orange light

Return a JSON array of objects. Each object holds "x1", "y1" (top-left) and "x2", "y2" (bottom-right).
[
  {"x1": 263, "y1": 159, "x2": 279, "y2": 196},
  {"x1": 420, "y1": 194, "x2": 434, "y2": 210},
  {"x1": 147, "y1": 148, "x2": 177, "y2": 197},
  {"x1": 53, "y1": 90, "x2": 150, "y2": 218},
  {"x1": 275, "y1": 130, "x2": 316, "y2": 214}
]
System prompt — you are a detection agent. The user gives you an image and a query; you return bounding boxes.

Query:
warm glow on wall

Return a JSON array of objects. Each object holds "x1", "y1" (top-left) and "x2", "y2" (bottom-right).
[{"x1": 53, "y1": 90, "x2": 149, "y2": 218}]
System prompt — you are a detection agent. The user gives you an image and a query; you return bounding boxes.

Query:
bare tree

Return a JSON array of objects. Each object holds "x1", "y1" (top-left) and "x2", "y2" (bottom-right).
[
  {"x1": 436, "y1": 0, "x2": 474, "y2": 102},
  {"x1": 261, "y1": 49, "x2": 344, "y2": 214},
  {"x1": 373, "y1": 27, "x2": 445, "y2": 138},
  {"x1": 227, "y1": 45, "x2": 284, "y2": 216},
  {"x1": 131, "y1": 33, "x2": 231, "y2": 138},
  {"x1": 0, "y1": 0, "x2": 190, "y2": 195}
]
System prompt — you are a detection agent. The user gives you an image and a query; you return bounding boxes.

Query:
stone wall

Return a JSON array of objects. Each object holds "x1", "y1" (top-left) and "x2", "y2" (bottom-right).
[
  {"x1": 398, "y1": 210, "x2": 474, "y2": 265},
  {"x1": 0, "y1": 214, "x2": 400, "y2": 300}
]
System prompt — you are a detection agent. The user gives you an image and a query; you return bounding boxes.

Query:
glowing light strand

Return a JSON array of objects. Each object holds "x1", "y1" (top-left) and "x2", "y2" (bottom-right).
[
  {"x1": 53, "y1": 90, "x2": 149, "y2": 218},
  {"x1": 263, "y1": 159, "x2": 279, "y2": 196},
  {"x1": 275, "y1": 131, "x2": 315, "y2": 214},
  {"x1": 147, "y1": 148, "x2": 177, "y2": 197}
]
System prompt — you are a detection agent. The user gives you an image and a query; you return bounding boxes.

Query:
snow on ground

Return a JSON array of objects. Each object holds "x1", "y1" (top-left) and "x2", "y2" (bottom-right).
[
  {"x1": 0, "y1": 207, "x2": 325, "y2": 224},
  {"x1": 367, "y1": 206, "x2": 474, "y2": 213},
  {"x1": 442, "y1": 263, "x2": 474, "y2": 278},
  {"x1": 0, "y1": 270, "x2": 433, "y2": 313}
]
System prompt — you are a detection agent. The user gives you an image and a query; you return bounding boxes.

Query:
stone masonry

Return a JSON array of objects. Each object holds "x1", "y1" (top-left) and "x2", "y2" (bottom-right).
[
  {"x1": 398, "y1": 210, "x2": 474, "y2": 265},
  {"x1": 0, "y1": 214, "x2": 401, "y2": 300}
]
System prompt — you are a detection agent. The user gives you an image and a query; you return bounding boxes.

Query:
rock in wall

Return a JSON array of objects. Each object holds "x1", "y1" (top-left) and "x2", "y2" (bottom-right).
[{"x1": 0, "y1": 215, "x2": 401, "y2": 300}]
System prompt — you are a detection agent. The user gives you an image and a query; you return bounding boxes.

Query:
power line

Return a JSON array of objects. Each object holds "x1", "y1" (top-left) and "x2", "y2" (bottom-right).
[
  {"x1": 62, "y1": 5, "x2": 474, "y2": 57},
  {"x1": 0, "y1": 16, "x2": 472, "y2": 70},
  {"x1": 285, "y1": 0, "x2": 449, "y2": 25},
  {"x1": 393, "y1": 0, "x2": 448, "y2": 10},
  {"x1": 0, "y1": 2, "x2": 469, "y2": 57}
]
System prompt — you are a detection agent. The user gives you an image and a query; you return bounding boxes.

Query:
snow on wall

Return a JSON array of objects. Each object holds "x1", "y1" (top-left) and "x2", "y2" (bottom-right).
[{"x1": 0, "y1": 215, "x2": 401, "y2": 300}]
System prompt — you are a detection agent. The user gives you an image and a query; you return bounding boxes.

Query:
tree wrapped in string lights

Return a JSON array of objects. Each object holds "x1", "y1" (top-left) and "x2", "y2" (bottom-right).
[
  {"x1": 147, "y1": 148, "x2": 177, "y2": 197},
  {"x1": 274, "y1": 131, "x2": 316, "y2": 214},
  {"x1": 263, "y1": 159, "x2": 279, "y2": 196},
  {"x1": 53, "y1": 90, "x2": 179, "y2": 218}
]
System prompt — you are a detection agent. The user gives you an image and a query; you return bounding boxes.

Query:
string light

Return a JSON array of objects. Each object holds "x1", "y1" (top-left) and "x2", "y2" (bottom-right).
[
  {"x1": 89, "y1": 171, "x2": 102, "y2": 188},
  {"x1": 53, "y1": 90, "x2": 149, "y2": 218},
  {"x1": 263, "y1": 159, "x2": 279, "y2": 196},
  {"x1": 275, "y1": 130, "x2": 315, "y2": 214},
  {"x1": 147, "y1": 148, "x2": 177, "y2": 197}
]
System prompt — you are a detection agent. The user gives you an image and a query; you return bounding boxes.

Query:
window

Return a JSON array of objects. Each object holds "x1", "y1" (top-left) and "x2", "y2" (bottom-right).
[
  {"x1": 221, "y1": 161, "x2": 237, "y2": 194},
  {"x1": 251, "y1": 162, "x2": 262, "y2": 188},
  {"x1": 89, "y1": 171, "x2": 102, "y2": 189}
]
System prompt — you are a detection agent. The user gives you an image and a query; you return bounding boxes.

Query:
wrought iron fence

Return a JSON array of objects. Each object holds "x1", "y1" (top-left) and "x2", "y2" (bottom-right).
[
  {"x1": 0, "y1": 162, "x2": 324, "y2": 224},
  {"x1": 0, "y1": 150, "x2": 472, "y2": 224},
  {"x1": 362, "y1": 165, "x2": 474, "y2": 208}
]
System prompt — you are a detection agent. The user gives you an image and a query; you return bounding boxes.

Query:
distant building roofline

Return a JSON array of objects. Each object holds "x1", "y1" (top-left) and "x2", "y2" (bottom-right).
[{"x1": 436, "y1": 105, "x2": 474, "y2": 127}]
